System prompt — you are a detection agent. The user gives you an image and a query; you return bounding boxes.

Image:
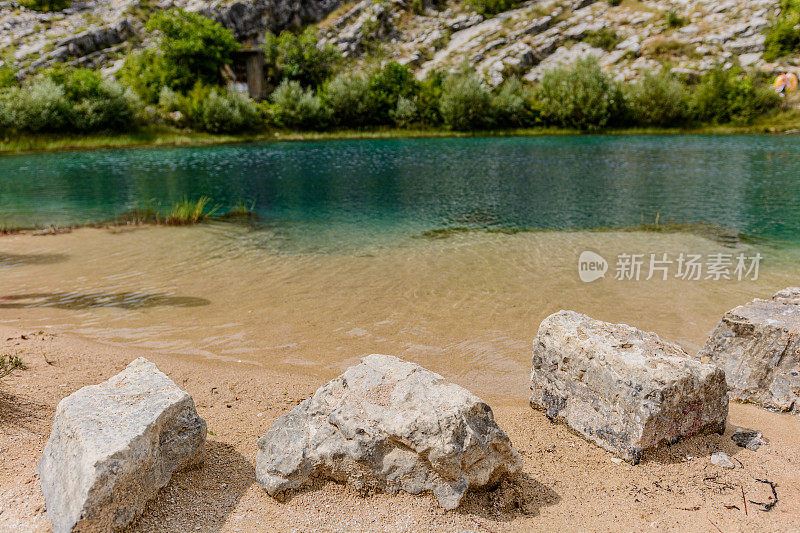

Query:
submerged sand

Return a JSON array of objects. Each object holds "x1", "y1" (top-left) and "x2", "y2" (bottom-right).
[
  {"x1": 1, "y1": 327, "x2": 798, "y2": 532},
  {"x1": 1, "y1": 226, "x2": 799, "y2": 531}
]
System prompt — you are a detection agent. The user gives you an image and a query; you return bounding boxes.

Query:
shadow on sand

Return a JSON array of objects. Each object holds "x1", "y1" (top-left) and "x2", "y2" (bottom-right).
[
  {"x1": 0, "y1": 292, "x2": 210, "y2": 310},
  {"x1": 131, "y1": 440, "x2": 254, "y2": 532}
]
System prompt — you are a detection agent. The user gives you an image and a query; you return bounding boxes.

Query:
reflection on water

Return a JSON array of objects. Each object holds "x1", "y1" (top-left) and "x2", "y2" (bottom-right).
[{"x1": 0, "y1": 225, "x2": 797, "y2": 402}]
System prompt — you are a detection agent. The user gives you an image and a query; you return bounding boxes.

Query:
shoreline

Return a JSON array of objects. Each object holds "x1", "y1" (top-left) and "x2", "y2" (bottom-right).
[
  {"x1": 1, "y1": 325, "x2": 799, "y2": 532},
  {"x1": 3, "y1": 119, "x2": 800, "y2": 156}
]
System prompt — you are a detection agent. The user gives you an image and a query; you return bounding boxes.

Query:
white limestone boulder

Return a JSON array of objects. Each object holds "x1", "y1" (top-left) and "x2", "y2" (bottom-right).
[
  {"x1": 530, "y1": 311, "x2": 728, "y2": 464},
  {"x1": 256, "y1": 354, "x2": 522, "y2": 510},
  {"x1": 698, "y1": 289, "x2": 800, "y2": 413},
  {"x1": 37, "y1": 358, "x2": 206, "y2": 532}
]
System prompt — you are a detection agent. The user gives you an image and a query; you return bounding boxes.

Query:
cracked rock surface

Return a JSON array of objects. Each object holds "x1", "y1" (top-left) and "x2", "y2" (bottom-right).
[
  {"x1": 698, "y1": 288, "x2": 800, "y2": 413},
  {"x1": 530, "y1": 310, "x2": 728, "y2": 464},
  {"x1": 37, "y1": 357, "x2": 206, "y2": 533},
  {"x1": 256, "y1": 353, "x2": 522, "y2": 510}
]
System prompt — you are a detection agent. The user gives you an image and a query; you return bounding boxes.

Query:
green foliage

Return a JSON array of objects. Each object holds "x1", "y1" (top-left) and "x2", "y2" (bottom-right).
[
  {"x1": 492, "y1": 77, "x2": 540, "y2": 128},
  {"x1": 270, "y1": 79, "x2": 328, "y2": 129},
  {"x1": 263, "y1": 27, "x2": 341, "y2": 88},
  {"x1": 19, "y1": 0, "x2": 69, "y2": 12},
  {"x1": 439, "y1": 70, "x2": 492, "y2": 130},
  {"x1": 466, "y1": 0, "x2": 522, "y2": 16},
  {"x1": 119, "y1": 9, "x2": 239, "y2": 102},
  {"x1": 690, "y1": 67, "x2": 780, "y2": 124},
  {"x1": 158, "y1": 84, "x2": 261, "y2": 133},
  {"x1": 165, "y1": 197, "x2": 217, "y2": 225},
  {"x1": 0, "y1": 55, "x2": 16, "y2": 88},
  {"x1": 366, "y1": 62, "x2": 419, "y2": 125},
  {"x1": 764, "y1": 0, "x2": 800, "y2": 61},
  {"x1": 391, "y1": 96, "x2": 418, "y2": 127},
  {"x1": 323, "y1": 72, "x2": 373, "y2": 127},
  {"x1": 607, "y1": 0, "x2": 621, "y2": 5},
  {"x1": 0, "y1": 69, "x2": 141, "y2": 133},
  {"x1": 416, "y1": 71, "x2": 445, "y2": 126},
  {"x1": 665, "y1": 10, "x2": 685, "y2": 28},
  {"x1": 0, "y1": 354, "x2": 26, "y2": 378},
  {"x1": 625, "y1": 71, "x2": 689, "y2": 126},
  {"x1": 583, "y1": 28, "x2": 622, "y2": 51},
  {"x1": 538, "y1": 57, "x2": 625, "y2": 131}
]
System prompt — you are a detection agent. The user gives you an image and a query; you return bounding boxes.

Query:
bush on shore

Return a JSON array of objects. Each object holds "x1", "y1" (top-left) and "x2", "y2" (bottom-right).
[
  {"x1": 269, "y1": 79, "x2": 328, "y2": 129},
  {"x1": 158, "y1": 85, "x2": 261, "y2": 133},
  {"x1": 0, "y1": 69, "x2": 141, "y2": 133},
  {"x1": 439, "y1": 69, "x2": 492, "y2": 130},
  {"x1": 625, "y1": 71, "x2": 689, "y2": 126},
  {"x1": 538, "y1": 57, "x2": 625, "y2": 131},
  {"x1": 690, "y1": 67, "x2": 779, "y2": 124}
]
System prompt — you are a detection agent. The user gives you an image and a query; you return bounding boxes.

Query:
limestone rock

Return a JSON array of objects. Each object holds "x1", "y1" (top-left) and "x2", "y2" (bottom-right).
[
  {"x1": 256, "y1": 354, "x2": 521, "y2": 510},
  {"x1": 530, "y1": 311, "x2": 728, "y2": 464},
  {"x1": 37, "y1": 358, "x2": 206, "y2": 533},
  {"x1": 698, "y1": 291, "x2": 800, "y2": 413}
]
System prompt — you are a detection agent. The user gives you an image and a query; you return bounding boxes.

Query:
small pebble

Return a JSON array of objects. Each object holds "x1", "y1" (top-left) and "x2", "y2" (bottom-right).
[{"x1": 710, "y1": 451, "x2": 735, "y2": 469}]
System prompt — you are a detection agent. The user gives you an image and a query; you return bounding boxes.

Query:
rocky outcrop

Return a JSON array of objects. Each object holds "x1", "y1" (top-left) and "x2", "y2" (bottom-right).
[
  {"x1": 530, "y1": 311, "x2": 728, "y2": 464},
  {"x1": 698, "y1": 289, "x2": 800, "y2": 413},
  {"x1": 37, "y1": 358, "x2": 206, "y2": 533},
  {"x1": 256, "y1": 354, "x2": 522, "y2": 510},
  {"x1": 202, "y1": 0, "x2": 343, "y2": 41}
]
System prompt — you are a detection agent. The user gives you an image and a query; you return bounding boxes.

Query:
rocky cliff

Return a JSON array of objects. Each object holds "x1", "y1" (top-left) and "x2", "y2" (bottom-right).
[{"x1": 1, "y1": 0, "x2": 794, "y2": 83}]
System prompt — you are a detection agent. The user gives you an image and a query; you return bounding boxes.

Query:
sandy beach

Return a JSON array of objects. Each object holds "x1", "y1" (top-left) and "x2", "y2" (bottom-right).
[{"x1": 1, "y1": 325, "x2": 798, "y2": 532}]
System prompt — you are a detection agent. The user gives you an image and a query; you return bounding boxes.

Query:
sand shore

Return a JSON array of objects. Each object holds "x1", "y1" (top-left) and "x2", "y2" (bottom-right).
[{"x1": 1, "y1": 325, "x2": 798, "y2": 532}]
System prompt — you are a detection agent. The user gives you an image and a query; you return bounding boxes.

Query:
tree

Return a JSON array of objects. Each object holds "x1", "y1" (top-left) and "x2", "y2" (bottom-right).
[
  {"x1": 262, "y1": 27, "x2": 341, "y2": 89},
  {"x1": 119, "y1": 9, "x2": 239, "y2": 103}
]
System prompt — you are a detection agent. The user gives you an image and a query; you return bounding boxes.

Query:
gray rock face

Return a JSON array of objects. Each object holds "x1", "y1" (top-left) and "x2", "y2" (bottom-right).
[
  {"x1": 698, "y1": 290, "x2": 800, "y2": 413},
  {"x1": 37, "y1": 358, "x2": 206, "y2": 533},
  {"x1": 204, "y1": 0, "x2": 343, "y2": 40},
  {"x1": 256, "y1": 354, "x2": 521, "y2": 510},
  {"x1": 530, "y1": 311, "x2": 728, "y2": 464}
]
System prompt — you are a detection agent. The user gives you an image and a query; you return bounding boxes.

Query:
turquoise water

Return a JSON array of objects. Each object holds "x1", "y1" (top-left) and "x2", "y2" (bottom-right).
[{"x1": 2, "y1": 135, "x2": 800, "y2": 248}]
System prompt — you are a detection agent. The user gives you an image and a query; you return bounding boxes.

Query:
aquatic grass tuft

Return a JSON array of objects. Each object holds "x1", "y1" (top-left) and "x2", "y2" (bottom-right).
[
  {"x1": 0, "y1": 354, "x2": 26, "y2": 378},
  {"x1": 219, "y1": 199, "x2": 259, "y2": 220},
  {"x1": 164, "y1": 197, "x2": 218, "y2": 225}
]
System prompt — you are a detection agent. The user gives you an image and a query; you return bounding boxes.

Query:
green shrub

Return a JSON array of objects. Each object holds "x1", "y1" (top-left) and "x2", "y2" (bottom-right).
[
  {"x1": 625, "y1": 71, "x2": 689, "y2": 126},
  {"x1": 467, "y1": 0, "x2": 522, "y2": 16},
  {"x1": 391, "y1": 96, "x2": 417, "y2": 127},
  {"x1": 0, "y1": 60, "x2": 16, "y2": 88},
  {"x1": 157, "y1": 84, "x2": 260, "y2": 133},
  {"x1": 119, "y1": 9, "x2": 239, "y2": 102},
  {"x1": 608, "y1": 0, "x2": 621, "y2": 5},
  {"x1": 365, "y1": 62, "x2": 419, "y2": 125},
  {"x1": 665, "y1": 10, "x2": 685, "y2": 28},
  {"x1": 764, "y1": 0, "x2": 800, "y2": 61},
  {"x1": 323, "y1": 72, "x2": 374, "y2": 127},
  {"x1": 19, "y1": 0, "x2": 70, "y2": 11},
  {"x1": 583, "y1": 28, "x2": 622, "y2": 51},
  {"x1": 491, "y1": 76, "x2": 539, "y2": 128},
  {"x1": 270, "y1": 79, "x2": 327, "y2": 129},
  {"x1": 439, "y1": 71, "x2": 492, "y2": 130},
  {"x1": 0, "y1": 78, "x2": 68, "y2": 132},
  {"x1": 691, "y1": 67, "x2": 780, "y2": 124},
  {"x1": 538, "y1": 56, "x2": 625, "y2": 130},
  {"x1": 263, "y1": 27, "x2": 341, "y2": 88},
  {"x1": 416, "y1": 71, "x2": 445, "y2": 126}
]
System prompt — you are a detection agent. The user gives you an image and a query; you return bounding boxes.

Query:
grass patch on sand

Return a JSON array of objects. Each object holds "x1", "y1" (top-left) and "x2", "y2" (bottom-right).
[{"x1": 0, "y1": 354, "x2": 26, "y2": 378}]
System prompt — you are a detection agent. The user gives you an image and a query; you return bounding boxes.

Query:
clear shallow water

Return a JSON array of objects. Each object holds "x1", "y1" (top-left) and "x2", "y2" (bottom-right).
[
  {"x1": 1, "y1": 135, "x2": 800, "y2": 400},
  {"x1": 2, "y1": 135, "x2": 800, "y2": 250}
]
